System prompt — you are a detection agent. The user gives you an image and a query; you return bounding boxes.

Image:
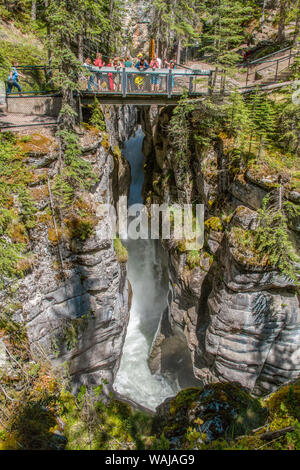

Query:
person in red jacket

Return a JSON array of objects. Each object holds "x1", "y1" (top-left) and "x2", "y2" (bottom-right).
[
  {"x1": 106, "y1": 58, "x2": 115, "y2": 91},
  {"x1": 94, "y1": 53, "x2": 105, "y2": 89}
]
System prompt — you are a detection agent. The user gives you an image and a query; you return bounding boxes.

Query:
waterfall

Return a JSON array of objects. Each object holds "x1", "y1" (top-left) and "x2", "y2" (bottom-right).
[{"x1": 114, "y1": 126, "x2": 180, "y2": 410}]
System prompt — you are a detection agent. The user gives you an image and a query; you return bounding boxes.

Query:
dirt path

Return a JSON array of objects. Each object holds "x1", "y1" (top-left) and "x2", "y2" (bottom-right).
[{"x1": 0, "y1": 107, "x2": 57, "y2": 131}]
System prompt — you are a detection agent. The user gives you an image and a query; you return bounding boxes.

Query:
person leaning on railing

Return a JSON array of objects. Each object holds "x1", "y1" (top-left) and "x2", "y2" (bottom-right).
[
  {"x1": 111, "y1": 57, "x2": 123, "y2": 92},
  {"x1": 135, "y1": 56, "x2": 149, "y2": 91},
  {"x1": 149, "y1": 56, "x2": 161, "y2": 92},
  {"x1": 124, "y1": 56, "x2": 134, "y2": 91},
  {"x1": 83, "y1": 58, "x2": 97, "y2": 91},
  {"x1": 94, "y1": 52, "x2": 105, "y2": 89},
  {"x1": 105, "y1": 58, "x2": 115, "y2": 91},
  {"x1": 7, "y1": 61, "x2": 24, "y2": 95},
  {"x1": 165, "y1": 59, "x2": 176, "y2": 90}
]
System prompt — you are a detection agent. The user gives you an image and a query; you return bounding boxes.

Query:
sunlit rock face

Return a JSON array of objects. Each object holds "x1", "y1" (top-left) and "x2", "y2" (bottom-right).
[
  {"x1": 122, "y1": 1, "x2": 152, "y2": 55},
  {"x1": 18, "y1": 139, "x2": 130, "y2": 392},
  {"x1": 206, "y1": 234, "x2": 300, "y2": 395}
]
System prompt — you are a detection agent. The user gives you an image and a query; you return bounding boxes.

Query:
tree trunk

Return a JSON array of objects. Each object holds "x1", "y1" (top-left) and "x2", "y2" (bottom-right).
[
  {"x1": 31, "y1": 0, "x2": 37, "y2": 21},
  {"x1": 258, "y1": 135, "x2": 264, "y2": 160},
  {"x1": 293, "y1": 0, "x2": 300, "y2": 46},
  {"x1": 44, "y1": 0, "x2": 52, "y2": 83},
  {"x1": 176, "y1": 37, "x2": 182, "y2": 64},
  {"x1": 78, "y1": 30, "x2": 84, "y2": 62},
  {"x1": 260, "y1": 0, "x2": 268, "y2": 30},
  {"x1": 277, "y1": 0, "x2": 288, "y2": 43}
]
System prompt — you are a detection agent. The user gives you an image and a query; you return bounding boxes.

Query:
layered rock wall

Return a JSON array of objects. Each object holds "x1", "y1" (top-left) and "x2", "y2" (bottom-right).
[{"x1": 143, "y1": 105, "x2": 300, "y2": 395}]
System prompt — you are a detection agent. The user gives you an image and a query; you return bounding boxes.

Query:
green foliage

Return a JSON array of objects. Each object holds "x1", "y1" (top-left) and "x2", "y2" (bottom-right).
[
  {"x1": 113, "y1": 237, "x2": 128, "y2": 264},
  {"x1": 231, "y1": 196, "x2": 300, "y2": 281},
  {"x1": 150, "y1": 0, "x2": 202, "y2": 57},
  {"x1": 53, "y1": 130, "x2": 98, "y2": 208},
  {"x1": 45, "y1": 0, "x2": 119, "y2": 122},
  {"x1": 0, "y1": 133, "x2": 36, "y2": 286},
  {"x1": 59, "y1": 386, "x2": 153, "y2": 450},
  {"x1": 277, "y1": 96, "x2": 300, "y2": 156},
  {"x1": 186, "y1": 250, "x2": 202, "y2": 270},
  {"x1": 0, "y1": 23, "x2": 46, "y2": 85},
  {"x1": 254, "y1": 196, "x2": 300, "y2": 281},
  {"x1": 151, "y1": 433, "x2": 170, "y2": 450},
  {"x1": 200, "y1": 0, "x2": 253, "y2": 66},
  {"x1": 89, "y1": 97, "x2": 106, "y2": 132},
  {"x1": 168, "y1": 94, "x2": 196, "y2": 183},
  {"x1": 62, "y1": 313, "x2": 93, "y2": 351},
  {"x1": 65, "y1": 215, "x2": 95, "y2": 241}
]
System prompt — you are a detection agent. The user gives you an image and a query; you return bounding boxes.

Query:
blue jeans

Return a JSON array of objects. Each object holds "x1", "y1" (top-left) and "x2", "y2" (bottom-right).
[
  {"x1": 88, "y1": 74, "x2": 97, "y2": 91},
  {"x1": 151, "y1": 74, "x2": 160, "y2": 85},
  {"x1": 7, "y1": 80, "x2": 22, "y2": 93}
]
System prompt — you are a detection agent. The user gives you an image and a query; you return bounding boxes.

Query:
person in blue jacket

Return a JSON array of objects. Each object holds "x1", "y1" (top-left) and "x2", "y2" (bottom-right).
[
  {"x1": 7, "y1": 61, "x2": 24, "y2": 94},
  {"x1": 134, "y1": 57, "x2": 150, "y2": 91},
  {"x1": 135, "y1": 56, "x2": 149, "y2": 71}
]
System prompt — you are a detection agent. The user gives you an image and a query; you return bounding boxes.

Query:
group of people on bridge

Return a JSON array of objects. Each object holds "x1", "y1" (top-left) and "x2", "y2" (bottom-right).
[
  {"x1": 83, "y1": 53, "x2": 177, "y2": 93},
  {"x1": 5, "y1": 53, "x2": 177, "y2": 95}
]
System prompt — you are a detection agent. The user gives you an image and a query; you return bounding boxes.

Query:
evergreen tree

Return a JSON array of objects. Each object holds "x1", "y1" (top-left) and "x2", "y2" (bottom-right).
[
  {"x1": 247, "y1": 92, "x2": 276, "y2": 158},
  {"x1": 200, "y1": 0, "x2": 253, "y2": 67},
  {"x1": 45, "y1": 0, "x2": 112, "y2": 128},
  {"x1": 150, "y1": 0, "x2": 203, "y2": 61},
  {"x1": 224, "y1": 89, "x2": 252, "y2": 153}
]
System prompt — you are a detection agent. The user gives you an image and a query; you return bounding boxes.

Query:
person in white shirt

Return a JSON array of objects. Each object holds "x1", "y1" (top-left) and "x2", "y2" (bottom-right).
[{"x1": 155, "y1": 54, "x2": 162, "y2": 68}]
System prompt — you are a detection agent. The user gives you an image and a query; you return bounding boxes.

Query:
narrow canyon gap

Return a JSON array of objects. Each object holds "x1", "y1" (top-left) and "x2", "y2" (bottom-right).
[{"x1": 113, "y1": 124, "x2": 198, "y2": 410}]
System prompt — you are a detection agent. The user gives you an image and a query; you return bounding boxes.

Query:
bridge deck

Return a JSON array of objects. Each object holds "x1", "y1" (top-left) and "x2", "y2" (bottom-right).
[{"x1": 80, "y1": 91, "x2": 205, "y2": 105}]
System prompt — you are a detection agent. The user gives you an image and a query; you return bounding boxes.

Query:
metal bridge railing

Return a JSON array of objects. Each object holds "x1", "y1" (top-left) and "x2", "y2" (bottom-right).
[
  {"x1": 3, "y1": 64, "x2": 213, "y2": 98},
  {"x1": 78, "y1": 66, "x2": 213, "y2": 97},
  {"x1": 4, "y1": 65, "x2": 58, "y2": 96}
]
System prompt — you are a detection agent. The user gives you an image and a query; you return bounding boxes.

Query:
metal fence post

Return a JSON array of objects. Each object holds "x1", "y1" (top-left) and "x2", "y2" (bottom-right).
[
  {"x1": 122, "y1": 68, "x2": 126, "y2": 97},
  {"x1": 167, "y1": 69, "x2": 172, "y2": 98},
  {"x1": 208, "y1": 73, "x2": 213, "y2": 95},
  {"x1": 275, "y1": 60, "x2": 279, "y2": 81},
  {"x1": 189, "y1": 75, "x2": 193, "y2": 94}
]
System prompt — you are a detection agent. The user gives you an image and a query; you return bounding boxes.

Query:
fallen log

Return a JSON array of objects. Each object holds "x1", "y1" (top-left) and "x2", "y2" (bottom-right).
[{"x1": 258, "y1": 426, "x2": 295, "y2": 441}]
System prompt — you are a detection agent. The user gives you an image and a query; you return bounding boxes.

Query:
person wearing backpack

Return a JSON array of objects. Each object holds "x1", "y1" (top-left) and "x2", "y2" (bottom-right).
[{"x1": 7, "y1": 61, "x2": 24, "y2": 94}]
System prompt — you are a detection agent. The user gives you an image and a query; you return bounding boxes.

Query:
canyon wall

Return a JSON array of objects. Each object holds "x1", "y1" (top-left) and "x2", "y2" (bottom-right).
[
  {"x1": 0, "y1": 106, "x2": 136, "y2": 393},
  {"x1": 142, "y1": 105, "x2": 300, "y2": 395}
]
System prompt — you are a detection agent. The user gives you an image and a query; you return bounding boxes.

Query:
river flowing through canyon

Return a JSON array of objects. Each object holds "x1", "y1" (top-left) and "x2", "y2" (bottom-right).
[{"x1": 113, "y1": 126, "x2": 181, "y2": 410}]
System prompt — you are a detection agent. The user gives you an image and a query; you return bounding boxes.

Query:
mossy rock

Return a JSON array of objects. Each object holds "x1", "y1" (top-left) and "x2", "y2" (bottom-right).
[
  {"x1": 264, "y1": 379, "x2": 300, "y2": 423},
  {"x1": 188, "y1": 382, "x2": 266, "y2": 442},
  {"x1": 153, "y1": 383, "x2": 266, "y2": 447},
  {"x1": 113, "y1": 237, "x2": 128, "y2": 263}
]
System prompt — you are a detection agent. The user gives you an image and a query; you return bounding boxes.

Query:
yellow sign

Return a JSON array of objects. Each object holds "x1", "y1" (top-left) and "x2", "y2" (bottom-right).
[{"x1": 134, "y1": 75, "x2": 145, "y2": 86}]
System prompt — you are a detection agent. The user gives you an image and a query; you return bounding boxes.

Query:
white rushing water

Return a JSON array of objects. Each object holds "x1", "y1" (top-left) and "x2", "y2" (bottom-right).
[{"x1": 114, "y1": 126, "x2": 179, "y2": 410}]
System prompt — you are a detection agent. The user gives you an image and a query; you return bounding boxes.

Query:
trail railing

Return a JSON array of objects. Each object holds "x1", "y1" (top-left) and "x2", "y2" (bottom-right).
[
  {"x1": 245, "y1": 47, "x2": 299, "y2": 85},
  {"x1": 4, "y1": 64, "x2": 57, "y2": 95}
]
